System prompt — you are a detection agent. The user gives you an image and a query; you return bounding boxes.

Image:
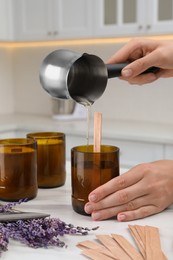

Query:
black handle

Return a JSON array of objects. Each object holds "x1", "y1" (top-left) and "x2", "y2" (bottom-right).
[{"x1": 106, "y1": 63, "x2": 160, "y2": 79}]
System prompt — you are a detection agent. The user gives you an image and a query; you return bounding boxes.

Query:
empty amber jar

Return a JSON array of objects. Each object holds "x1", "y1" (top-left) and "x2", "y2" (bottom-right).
[
  {"x1": 0, "y1": 138, "x2": 37, "y2": 201},
  {"x1": 27, "y1": 132, "x2": 66, "y2": 188},
  {"x1": 71, "y1": 145, "x2": 119, "y2": 215}
]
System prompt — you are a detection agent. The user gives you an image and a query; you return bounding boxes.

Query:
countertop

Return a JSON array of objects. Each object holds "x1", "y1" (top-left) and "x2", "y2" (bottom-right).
[
  {"x1": 1, "y1": 113, "x2": 173, "y2": 144},
  {"x1": 1, "y1": 161, "x2": 173, "y2": 260}
]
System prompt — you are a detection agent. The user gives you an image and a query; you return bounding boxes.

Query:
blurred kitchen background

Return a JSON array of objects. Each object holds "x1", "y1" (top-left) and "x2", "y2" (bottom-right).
[
  {"x1": 1, "y1": 0, "x2": 173, "y2": 166},
  {"x1": 0, "y1": 0, "x2": 173, "y2": 168}
]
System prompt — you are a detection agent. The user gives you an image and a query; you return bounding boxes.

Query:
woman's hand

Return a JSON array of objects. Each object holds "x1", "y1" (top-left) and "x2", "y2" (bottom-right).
[
  {"x1": 84, "y1": 160, "x2": 173, "y2": 221},
  {"x1": 108, "y1": 38, "x2": 173, "y2": 85}
]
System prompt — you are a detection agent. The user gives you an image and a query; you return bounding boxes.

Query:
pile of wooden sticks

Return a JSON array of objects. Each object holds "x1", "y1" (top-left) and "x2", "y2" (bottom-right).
[{"x1": 77, "y1": 225, "x2": 167, "y2": 260}]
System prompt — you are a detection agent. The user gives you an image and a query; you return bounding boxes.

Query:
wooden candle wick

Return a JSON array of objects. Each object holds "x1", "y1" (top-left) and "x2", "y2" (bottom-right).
[{"x1": 94, "y1": 112, "x2": 102, "y2": 152}]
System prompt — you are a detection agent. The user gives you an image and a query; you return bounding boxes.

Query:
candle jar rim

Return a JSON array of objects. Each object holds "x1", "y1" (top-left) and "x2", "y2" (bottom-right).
[
  {"x1": 27, "y1": 132, "x2": 65, "y2": 139},
  {"x1": 0, "y1": 138, "x2": 36, "y2": 146},
  {"x1": 71, "y1": 145, "x2": 119, "y2": 154}
]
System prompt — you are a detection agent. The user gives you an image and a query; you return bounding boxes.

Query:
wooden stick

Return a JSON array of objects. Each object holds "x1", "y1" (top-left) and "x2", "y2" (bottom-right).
[
  {"x1": 96, "y1": 235, "x2": 131, "y2": 260},
  {"x1": 135, "y1": 225, "x2": 146, "y2": 246},
  {"x1": 77, "y1": 225, "x2": 167, "y2": 260},
  {"x1": 94, "y1": 112, "x2": 102, "y2": 152},
  {"x1": 81, "y1": 249, "x2": 114, "y2": 260},
  {"x1": 77, "y1": 240, "x2": 114, "y2": 258},
  {"x1": 128, "y1": 225, "x2": 145, "y2": 258},
  {"x1": 111, "y1": 234, "x2": 143, "y2": 260},
  {"x1": 145, "y1": 225, "x2": 167, "y2": 260}
]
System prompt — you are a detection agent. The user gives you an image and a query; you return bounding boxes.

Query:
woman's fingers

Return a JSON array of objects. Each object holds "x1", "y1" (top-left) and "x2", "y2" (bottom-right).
[
  {"x1": 85, "y1": 160, "x2": 173, "y2": 221},
  {"x1": 90, "y1": 196, "x2": 159, "y2": 221},
  {"x1": 120, "y1": 50, "x2": 163, "y2": 83},
  {"x1": 88, "y1": 165, "x2": 144, "y2": 203},
  {"x1": 85, "y1": 179, "x2": 148, "y2": 214},
  {"x1": 120, "y1": 73, "x2": 158, "y2": 85},
  {"x1": 108, "y1": 38, "x2": 159, "y2": 63},
  {"x1": 108, "y1": 39, "x2": 173, "y2": 85},
  {"x1": 117, "y1": 205, "x2": 160, "y2": 222},
  {"x1": 107, "y1": 38, "x2": 156, "y2": 64}
]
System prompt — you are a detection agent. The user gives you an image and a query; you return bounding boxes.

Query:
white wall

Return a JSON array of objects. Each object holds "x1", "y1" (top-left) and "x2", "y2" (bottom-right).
[
  {"x1": 0, "y1": 48, "x2": 14, "y2": 114},
  {"x1": 1, "y1": 42, "x2": 173, "y2": 124}
]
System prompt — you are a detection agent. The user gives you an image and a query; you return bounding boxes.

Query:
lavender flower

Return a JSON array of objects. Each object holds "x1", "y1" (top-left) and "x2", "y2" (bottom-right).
[
  {"x1": 0, "y1": 229, "x2": 9, "y2": 252},
  {"x1": 0, "y1": 200, "x2": 99, "y2": 255},
  {"x1": 0, "y1": 198, "x2": 28, "y2": 213}
]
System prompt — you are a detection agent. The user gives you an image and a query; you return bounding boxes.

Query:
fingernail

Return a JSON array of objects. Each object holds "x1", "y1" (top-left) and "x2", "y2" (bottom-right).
[
  {"x1": 117, "y1": 213, "x2": 126, "y2": 221},
  {"x1": 89, "y1": 193, "x2": 97, "y2": 202},
  {"x1": 92, "y1": 212, "x2": 101, "y2": 221},
  {"x1": 84, "y1": 204, "x2": 93, "y2": 214},
  {"x1": 122, "y1": 68, "x2": 133, "y2": 77}
]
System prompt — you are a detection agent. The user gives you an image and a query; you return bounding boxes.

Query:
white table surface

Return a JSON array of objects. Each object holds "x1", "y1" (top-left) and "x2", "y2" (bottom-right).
[{"x1": 1, "y1": 162, "x2": 173, "y2": 260}]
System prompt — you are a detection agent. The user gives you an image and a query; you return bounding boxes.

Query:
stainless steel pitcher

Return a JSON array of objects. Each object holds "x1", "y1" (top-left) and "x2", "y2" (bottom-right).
[{"x1": 39, "y1": 49, "x2": 159, "y2": 105}]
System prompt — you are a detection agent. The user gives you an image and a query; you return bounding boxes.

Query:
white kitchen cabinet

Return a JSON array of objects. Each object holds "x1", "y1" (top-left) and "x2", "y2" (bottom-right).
[
  {"x1": 66, "y1": 135, "x2": 85, "y2": 160},
  {"x1": 65, "y1": 134, "x2": 164, "y2": 168},
  {"x1": 12, "y1": 0, "x2": 53, "y2": 41},
  {"x1": 12, "y1": 0, "x2": 93, "y2": 41},
  {"x1": 0, "y1": 130, "x2": 28, "y2": 139},
  {"x1": 0, "y1": 131, "x2": 169, "y2": 168},
  {"x1": 1, "y1": 0, "x2": 173, "y2": 41},
  {"x1": 102, "y1": 137, "x2": 164, "y2": 168},
  {"x1": 0, "y1": 131, "x2": 16, "y2": 139},
  {"x1": 94, "y1": 0, "x2": 146, "y2": 37},
  {"x1": 146, "y1": 0, "x2": 173, "y2": 34},
  {"x1": 94, "y1": 0, "x2": 173, "y2": 37},
  {"x1": 0, "y1": 0, "x2": 13, "y2": 41},
  {"x1": 164, "y1": 144, "x2": 173, "y2": 160}
]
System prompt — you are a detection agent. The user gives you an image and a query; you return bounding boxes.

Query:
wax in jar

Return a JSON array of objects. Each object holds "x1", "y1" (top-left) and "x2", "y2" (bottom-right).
[
  {"x1": 71, "y1": 145, "x2": 119, "y2": 215},
  {"x1": 27, "y1": 132, "x2": 66, "y2": 188},
  {"x1": 0, "y1": 138, "x2": 37, "y2": 201}
]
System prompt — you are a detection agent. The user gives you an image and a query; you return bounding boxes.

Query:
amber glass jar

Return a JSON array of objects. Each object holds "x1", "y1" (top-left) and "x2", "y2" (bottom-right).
[
  {"x1": 71, "y1": 145, "x2": 119, "y2": 215},
  {"x1": 27, "y1": 132, "x2": 66, "y2": 188},
  {"x1": 0, "y1": 138, "x2": 37, "y2": 201}
]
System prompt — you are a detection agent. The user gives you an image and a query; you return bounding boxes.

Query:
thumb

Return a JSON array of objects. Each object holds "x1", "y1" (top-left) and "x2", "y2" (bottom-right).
[{"x1": 121, "y1": 52, "x2": 158, "y2": 78}]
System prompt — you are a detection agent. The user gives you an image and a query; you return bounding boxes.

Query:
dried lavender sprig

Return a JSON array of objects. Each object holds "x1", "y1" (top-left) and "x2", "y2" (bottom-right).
[
  {"x1": 0, "y1": 200, "x2": 99, "y2": 255},
  {"x1": 0, "y1": 198, "x2": 28, "y2": 213},
  {"x1": 0, "y1": 218, "x2": 99, "y2": 251},
  {"x1": 0, "y1": 230, "x2": 9, "y2": 253}
]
